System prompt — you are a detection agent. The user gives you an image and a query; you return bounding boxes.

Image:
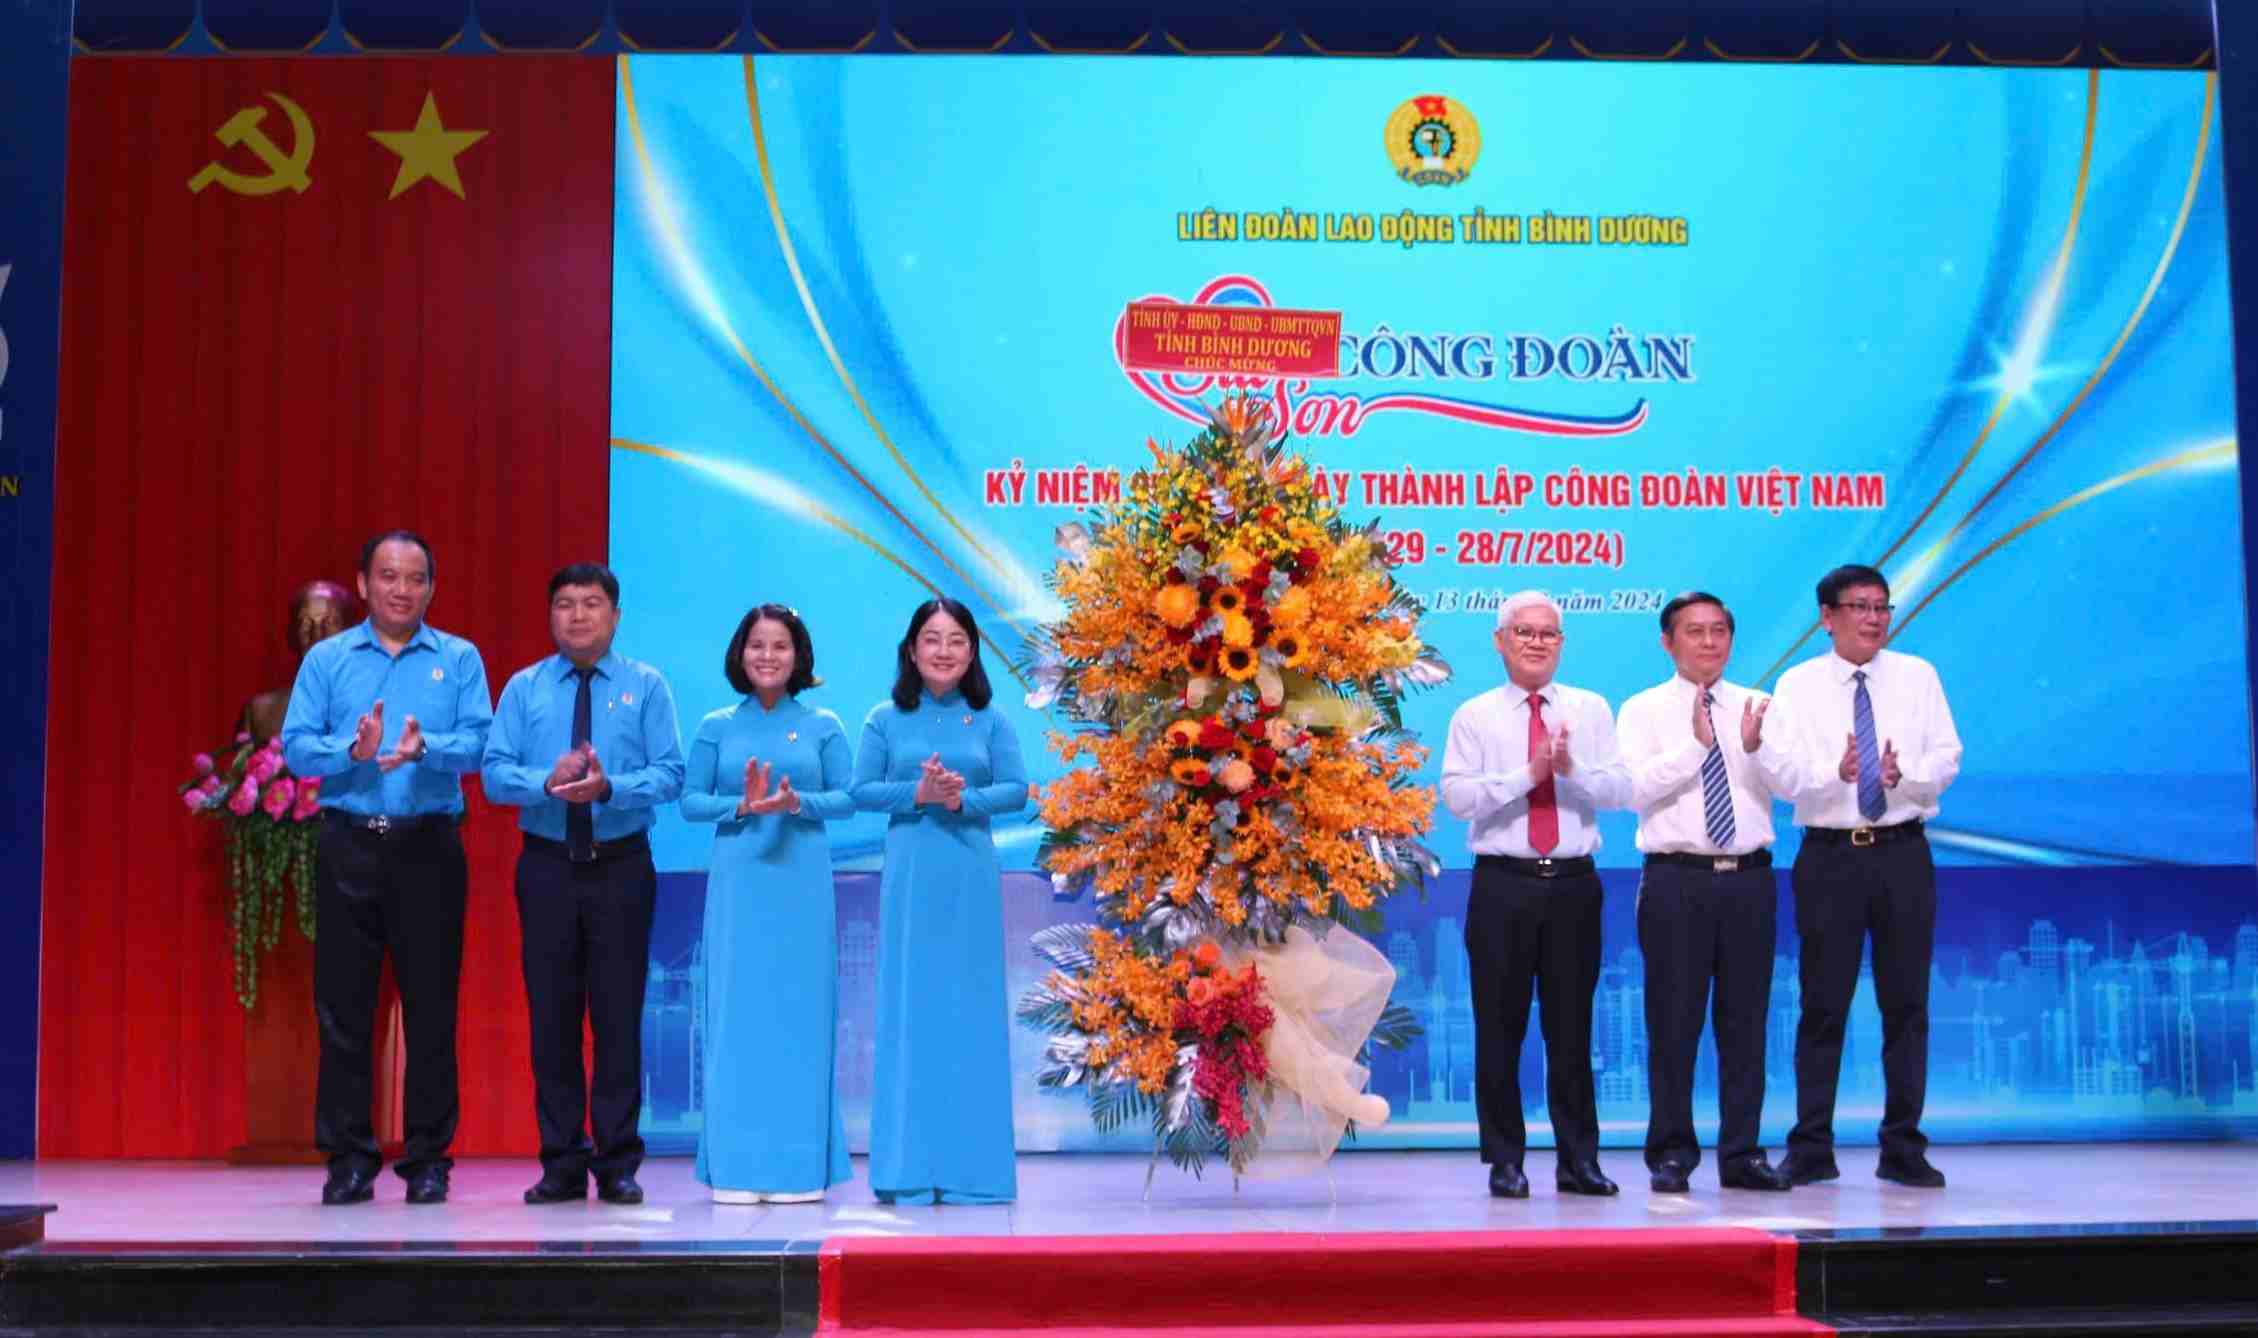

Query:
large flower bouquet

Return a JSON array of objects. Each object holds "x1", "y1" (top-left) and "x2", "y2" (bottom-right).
[
  {"x1": 180, "y1": 733, "x2": 321, "y2": 1009},
  {"x1": 1019, "y1": 395, "x2": 1443, "y2": 1175}
]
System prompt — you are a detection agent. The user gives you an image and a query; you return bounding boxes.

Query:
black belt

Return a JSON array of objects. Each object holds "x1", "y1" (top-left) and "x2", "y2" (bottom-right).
[
  {"x1": 524, "y1": 831, "x2": 651, "y2": 863},
  {"x1": 1644, "y1": 849, "x2": 1773, "y2": 873},
  {"x1": 1803, "y1": 819, "x2": 1925, "y2": 849},
  {"x1": 323, "y1": 810, "x2": 459, "y2": 837},
  {"x1": 1475, "y1": 853, "x2": 1597, "y2": 879}
]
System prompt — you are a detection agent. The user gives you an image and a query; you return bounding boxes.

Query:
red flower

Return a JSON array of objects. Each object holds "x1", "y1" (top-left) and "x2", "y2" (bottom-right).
[
  {"x1": 1197, "y1": 719, "x2": 1236, "y2": 751},
  {"x1": 1250, "y1": 746, "x2": 1278, "y2": 774},
  {"x1": 1296, "y1": 547, "x2": 1320, "y2": 574}
]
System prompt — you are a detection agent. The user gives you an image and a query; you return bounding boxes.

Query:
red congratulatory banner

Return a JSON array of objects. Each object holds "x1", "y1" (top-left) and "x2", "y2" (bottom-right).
[{"x1": 1121, "y1": 301, "x2": 1343, "y2": 378}]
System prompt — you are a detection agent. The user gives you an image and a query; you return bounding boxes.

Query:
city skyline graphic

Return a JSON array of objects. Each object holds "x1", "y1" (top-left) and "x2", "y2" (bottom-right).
[{"x1": 634, "y1": 866, "x2": 2258, "y2": 1155}]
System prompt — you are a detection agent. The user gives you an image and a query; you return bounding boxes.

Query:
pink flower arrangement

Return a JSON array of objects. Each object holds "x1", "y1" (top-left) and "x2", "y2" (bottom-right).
[{"x1": 178, "y1": 729, "x2": 323, "y2": 1011}]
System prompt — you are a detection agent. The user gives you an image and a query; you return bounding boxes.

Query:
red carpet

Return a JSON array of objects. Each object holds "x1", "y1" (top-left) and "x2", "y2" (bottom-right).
[{"x1": 816, "y1": 1229, "x2": 1833, "y2": 1335}]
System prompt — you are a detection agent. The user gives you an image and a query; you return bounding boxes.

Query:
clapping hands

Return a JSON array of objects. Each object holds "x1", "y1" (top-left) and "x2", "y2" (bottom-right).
[
  {"x1": 736, "y1": 758, "x2": 800, "y2": 817},
  {"x1": 914, "y1": 753, "x2": 965, "y2": 811},
  {"x1": 352, "y1": 700, "x2": 427, "y2": 772},
  {"x1": 548, "y1": 742, "x2": 608, "y2": 802}
]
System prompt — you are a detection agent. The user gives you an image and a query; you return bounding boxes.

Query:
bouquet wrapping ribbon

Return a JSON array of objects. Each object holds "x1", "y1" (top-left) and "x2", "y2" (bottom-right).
[{"x1": 1232, "y1": 925, "x2": 1394, "y2": 1179}]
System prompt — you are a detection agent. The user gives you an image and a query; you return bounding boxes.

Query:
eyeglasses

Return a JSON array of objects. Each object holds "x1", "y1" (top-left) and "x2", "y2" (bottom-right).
[
  {"x1": 1833, "y1": 600, "x2": 1895, "y2": 617},
  {"x1": 1507, "y1": 625, "x2": 1564, "y2": 645}
]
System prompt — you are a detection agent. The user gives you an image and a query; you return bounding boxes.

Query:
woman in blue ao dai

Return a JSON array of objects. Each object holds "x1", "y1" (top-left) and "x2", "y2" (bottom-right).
[
  {"x1": 682, "y1": 605, "x2": 853, "y2": 1204},
  {"x1": 852, "y1": 597, "x2": 1028, "y2": 1204}
]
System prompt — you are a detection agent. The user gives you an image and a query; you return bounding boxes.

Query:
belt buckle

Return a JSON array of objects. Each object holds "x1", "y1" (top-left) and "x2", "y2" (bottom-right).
[
  {"x1": 1533, "y1": 857, "x2": 1558, "y2": 878},
  {"x1": 368, "y1": 814, "x2": 392, "y2": 835},
  {"x1": 1850, "y1": 826, "x2": 1876, "y2": 848},
  {"x1": 1711, "y1": 855, "x2": 1739, "y2": 873}
]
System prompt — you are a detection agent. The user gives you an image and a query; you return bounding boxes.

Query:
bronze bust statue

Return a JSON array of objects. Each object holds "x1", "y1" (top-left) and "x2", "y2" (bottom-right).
[{"x1": 241, "y1": 580, "x2": 360, "y2": 743}]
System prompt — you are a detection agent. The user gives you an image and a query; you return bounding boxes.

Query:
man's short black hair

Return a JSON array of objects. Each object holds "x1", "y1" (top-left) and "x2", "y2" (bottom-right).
[
  {"x1": 725, "y1": 604, "x2": 819, "y2": 697},
  {"x1": 360, "y1": 530, "x2": 435, "y2": 579},
  {"x1": 1817, "y1": 563, "x2": 1890, "y2": 608},
  {"x1": 1659, "y1": 590, "x2": 1734, "y2": 637},
  {"x1": 548, "y1": 562, "x2": 620, "y2": 605}
]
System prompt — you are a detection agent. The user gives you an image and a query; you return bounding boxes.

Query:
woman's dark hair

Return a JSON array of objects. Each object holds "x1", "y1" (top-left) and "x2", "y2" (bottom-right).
[
  {"x1": 891, "y1": 597, "x2": 991, "y2": 711},
  {"x1": 724, "y1": 604, "x2": 818, "y2": 696}
]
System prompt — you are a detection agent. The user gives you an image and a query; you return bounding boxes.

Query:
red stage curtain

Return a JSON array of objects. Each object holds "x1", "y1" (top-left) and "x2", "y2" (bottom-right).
[{"x1": 43, "y1": 56, "x2": 615, "y2": 1158}]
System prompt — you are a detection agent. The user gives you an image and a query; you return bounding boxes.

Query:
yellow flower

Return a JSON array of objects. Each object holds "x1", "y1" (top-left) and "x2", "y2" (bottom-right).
[
  {"x1": 1272, "y1": 631, "x2": 1309, "y2": 668},
  {"x1": 1270, "y1": 761, "x2": 1300, "y2": 790},
  {"x1": 1164, "y1": 719, "x2": 1201, "y2": 749},
  {"x1": 1216, "y1": 546, "x2": 1257, "y2": 580},
  {"x1": 1171, "y1": 522, "x2": 1203, "y2": 544},
  {"x1": 1270, "y1": 586, "x2": 1312, "y2": 626},
  {"x1": 1154, "y1": 582, "x2": 1201, "y2": 628},
  {"x1": 1211, "y1": 587, "x2": 1245, "y2": 616},
  {"x1": 1220, "y1": 646, "x2": 1259, "y2": 681},
  {"x1": 1220, "y1": 610, "x2": 1254, "y2": 649},
  {"x1": 1170, "y1": 757, "x2": 1213, "y2": 787}
]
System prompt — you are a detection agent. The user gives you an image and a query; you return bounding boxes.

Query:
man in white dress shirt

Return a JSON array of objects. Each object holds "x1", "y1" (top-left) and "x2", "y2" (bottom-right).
[
  {"x1": 1770, "y1": 564, "x2": 1962, "y2": 1189},
  {"x1": 1617, "y1": 592, "x2": 1803, "y2": 1194},
  {"x1": 1441, "y1": 590, "x2": 1633, "y2": 1199}
]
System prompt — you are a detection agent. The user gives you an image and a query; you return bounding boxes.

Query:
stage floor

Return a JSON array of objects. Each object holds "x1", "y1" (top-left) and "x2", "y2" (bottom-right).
[{"x1": 2, "y1": 1143, "x2": 2246, "y2": 1244}]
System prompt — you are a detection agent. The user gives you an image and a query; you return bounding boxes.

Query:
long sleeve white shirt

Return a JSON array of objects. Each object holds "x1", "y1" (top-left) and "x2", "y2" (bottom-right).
[
  {"x1": 1440, "y1": 679, "x2": 1632, "y2": 859},
  {"x1": 1615, "y1": 673, "x2": 1810, "y2": 855},
  {"x1": 1770, "y1": 648, "x2": 1962, "y2": 829}
]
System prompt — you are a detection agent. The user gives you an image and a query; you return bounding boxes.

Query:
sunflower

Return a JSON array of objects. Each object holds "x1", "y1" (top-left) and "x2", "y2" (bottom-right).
[
  {"x1": 1164, "y1": 719, "x2": 1201, "y2": 750},
  {"x1": 1154, "y1": 582, "x2": 1201, "y2": 629},
  {"x1": 1170, "y1": 521, "x2": 1203, "y2": 544},
  {"x1": 1170, "y1": 757, "x2": 1213, "y2": 787},
  {"x1": 1220, "y1": 646, "x2": 1259, "y2": 681},
  {"x1": 1219, "y1": 610, "x2": 1255, "y2": 649},
  {"x1": 1270, "y1": 761, "x2": 1300, "y2": 789},
  {"x1": 1212, "y1": 587, "x2": 1245, "y2": 616},
  {"x1": 1185, "y1": 643, "x2": 1215, "y2": 674},
  {"x1": 1272, "y1": 631, "x2": 1309, "y2": 668}
]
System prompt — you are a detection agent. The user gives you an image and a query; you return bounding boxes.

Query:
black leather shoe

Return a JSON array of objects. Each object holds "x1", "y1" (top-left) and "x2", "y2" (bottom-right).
[
  {"x1": 1487, "y1": 1164, "x2": 1529, "y2": 1199},
  {"x1": 1780, "y1": 1152, "x2": 1840, "y2": 1185},
  {"x1": 524, "y1": 1173, "x2": 588, "y2": 1205},
  {"x1": 1721, "y1": 1159, "x2": 1793, "y2": 1192},
  {"x1": 1556, "y1": 1159, "x2": 1620, "y2": 1196},
  {"x1": 596, "y1": 1173, "x2": 645, "y2": 1205},
  {"x1": 320, "y1": 1165, "x2": 377, "y2": 1206},
  {"x1": 1649, "y1": 1162, "x2": 1692, "y2": 1194},
  {"x1": 403, "y1": 1166, "x2": 450, "y2": 1205},
  {"x1": 1876, "y1": 1155, "x2": 1946, "y2": 1188}
]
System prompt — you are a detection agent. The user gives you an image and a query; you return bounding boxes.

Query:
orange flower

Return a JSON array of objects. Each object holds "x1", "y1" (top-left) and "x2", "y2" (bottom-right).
[
  {"x1": 1220, "y1": 610, "x2": 1255, "y2": 649},
  {"x1": 1270, "y1": 762, "x2": 1300, "y2": 790},
  {"x1": 1270, "y1": 586, "x2": 1312, "y2": 626},
  {"x1": 1187, "y1": 976, "x2": 1219, "y2": 1006},
  {"x1": 1170, "y1": 521, "x2": 1202, "y2": 544},
  {"x1": 1212, "y1": 587, "x2": 1245, "y2": 616},
  {"x1": 1220, "y1": 646, "x2": 1259, "y2": 680},
  {"x1": 1164, "y1": 719, "x2": 1201, "y2": 749},
  {"x1": 1170, "y1": 757, "x2": 1212, "y2": 787},
  {"x1": 1192, "y1": 941, "x2": 1222, "y2": 972},
  {"x1": 1154, "y1": 582, "x2": 1201, "y2": 628},
  {"x1": 1185, "y1": 643, "x2": 1215, "y2": 674},
  {"x1": 1272, "y1": 631, "x2": 1308, "y2": 668}
]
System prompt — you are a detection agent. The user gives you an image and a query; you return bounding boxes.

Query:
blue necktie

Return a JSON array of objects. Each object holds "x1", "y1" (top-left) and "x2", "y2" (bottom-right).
[
  {"x1": 568, "y1": 665, "x2": 596, "y2": 860},
  {"x1": 1699, "y1": 691, "x2": 1737, "y2": 850},
  {"x1": 1852, "y1": 669, "x2": 1886, "y2": 821}
]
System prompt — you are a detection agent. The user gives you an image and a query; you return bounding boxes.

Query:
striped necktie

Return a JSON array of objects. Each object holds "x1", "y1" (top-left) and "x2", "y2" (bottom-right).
[
  {"x1": 1699, "y1": 690, "x2": 1736, "y2": 850},
  {"x1": 1853, "y1": 669, "x2": 1886, "y2": 821}
]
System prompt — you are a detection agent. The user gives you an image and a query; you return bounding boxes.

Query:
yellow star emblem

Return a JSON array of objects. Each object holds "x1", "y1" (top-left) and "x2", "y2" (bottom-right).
[{"x1": 368, "y1": 94, "x2": 488, "y2": 200}]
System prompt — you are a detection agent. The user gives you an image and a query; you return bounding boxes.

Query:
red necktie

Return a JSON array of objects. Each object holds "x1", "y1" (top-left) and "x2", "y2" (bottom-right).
[{"x1": 1527, "y1": 695, "x2": 1558, "y2": 855}]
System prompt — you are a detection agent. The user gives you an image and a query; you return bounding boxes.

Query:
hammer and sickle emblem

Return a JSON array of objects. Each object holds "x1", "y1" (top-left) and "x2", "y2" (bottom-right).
[{"x1": 187, "y1": 93, "x2": 316, "y2": 196}]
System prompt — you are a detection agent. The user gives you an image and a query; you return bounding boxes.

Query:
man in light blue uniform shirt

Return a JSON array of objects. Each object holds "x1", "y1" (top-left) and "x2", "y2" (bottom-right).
[
  {"x1": 282, "y1": 530, "x2": 493, "y2": 1208},
  {"x1": 482, "y1": 562, "x2": 683, "y2": 1207}
]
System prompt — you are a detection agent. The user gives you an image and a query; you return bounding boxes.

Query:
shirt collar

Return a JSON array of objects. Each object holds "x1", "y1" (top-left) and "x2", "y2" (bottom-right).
[
  {"x1": 554, "y1": 650, "x2": 621, "y2": 682},
  {"x1": 348, "y1": 619, "x2": 438, "y2": 654},
  {"x1": 1829, "y1": 650, "x2": 1881, "y2": 683},
  {"x1": 1505, "y1": 679, "x2": 1553, "y2": 711}
]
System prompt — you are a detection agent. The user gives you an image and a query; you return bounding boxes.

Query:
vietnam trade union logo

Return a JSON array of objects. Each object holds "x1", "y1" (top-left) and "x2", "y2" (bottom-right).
[{"x1": 1385, "y1": 94, "x2": 1480, "y2": 187}]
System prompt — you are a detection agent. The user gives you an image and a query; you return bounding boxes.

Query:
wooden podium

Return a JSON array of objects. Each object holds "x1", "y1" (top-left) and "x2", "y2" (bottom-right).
[{"x1": 226, "y1": 933, "x2": 405, "y2": 1164}]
